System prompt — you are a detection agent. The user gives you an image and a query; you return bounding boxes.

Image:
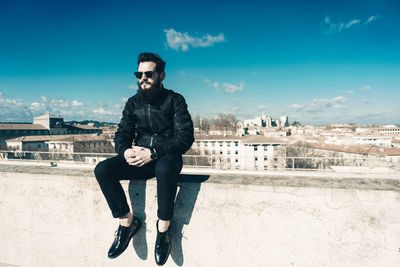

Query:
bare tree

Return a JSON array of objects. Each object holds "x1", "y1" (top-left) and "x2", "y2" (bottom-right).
[
  {"x1": 193, "y1": 115, "x2": 201, "y2": 130},
  {"x1": 195, "y1": 113, "x2": 238, "y2": 135},
  {"x1": 212, "y1": 113, "x2": 238, "y2": 134},
  {"x1": 200, "y1": 117, "x2": 211, "y2": 134}
]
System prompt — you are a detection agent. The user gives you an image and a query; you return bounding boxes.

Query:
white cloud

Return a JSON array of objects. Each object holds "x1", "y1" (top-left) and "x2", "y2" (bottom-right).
[
  {"x1": 0, "y1": 92, "x2": 32, "y2": 121},
  {"x1": 360, "y1": 85, "x2": 371, "y2": 91},
  {"x1": 93, "y1": 107, "x2": 113, "y2": 115},
  {"x1": 50, "y1": 99, "x2": 70, "y2": 108},
  {"x1": 164, "y1": 28, "x2": 225, "y2": 51},
  {"x1": 30, "y1": 102, "x2": 47, "y2": 114},
  {"x1": 340, "y1": 90, "x2": 354, "y2": 94},
  {"x1": 0, "y1": 92, "x2": 126, "y2": 122},
  {"x1": 212, "y1": 82, "x2": 220, "y2": 91},
  {"x1": 205, "y1": 79, "x2": 245, "y2": 94},
  {"x1": 96, "y1": 100, "x2": 108, "y2": 109},
  {"x1": 333, "y1": 104, "x2": 345, "y2": 109},
  {"x1": 324, "y1": 16, "x2": 344, "y2": 34},
  {"x1": 323, "y1": 15, "x2": 378, "y2": 34},
  {"x1": 365, "y1": 15, "x2": 379, "y2": 24},
  {"x1": 71, "y1": 100, "x2": 85, "y2": 107},
  {"x1": 332, "y1": 96, "x2": 347, "y2": 103},
  {"x1": 324, "y1": 16, "x2": 331, "y2": 23},
  {"x1": 289, "y1": 96, "x2": 347, "y2": 113},
  {"x1": 345, "y1": 19, "x2": 360, "y2": 28},
  {"x1": 93, "y1": 101, "x2": 119, "y2": 116},
  {"x1": 120, "y1": 97, "x2": 128, "y2": 103},
  {"x1": 4, "y1": 95, "x2": 88, "y2": 120},
  {"x1": 257, "y1": 105, "x2": 267, "y2": 109},
  {"x1": 289, "y1": 104, "x2": 302, "y2": 110},
  {"x1": 223, "y1": 82, "x2": 244, "y2": 93}
]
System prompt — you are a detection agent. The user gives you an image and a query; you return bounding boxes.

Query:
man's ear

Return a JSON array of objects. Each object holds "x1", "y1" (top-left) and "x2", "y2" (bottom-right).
[{"x1": 160, "y1": 72, "x2": 166, "y2": 81}]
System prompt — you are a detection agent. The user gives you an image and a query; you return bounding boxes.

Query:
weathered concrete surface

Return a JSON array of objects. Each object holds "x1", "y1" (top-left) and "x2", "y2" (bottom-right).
[{"x1": 1, "y1": 163, "x2": 400, "y2": 267}]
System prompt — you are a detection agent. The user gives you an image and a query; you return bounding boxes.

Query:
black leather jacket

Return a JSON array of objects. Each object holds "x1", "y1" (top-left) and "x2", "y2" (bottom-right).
[{"x1": 114, "y1": 87, "x2": 194, "y2": 158}]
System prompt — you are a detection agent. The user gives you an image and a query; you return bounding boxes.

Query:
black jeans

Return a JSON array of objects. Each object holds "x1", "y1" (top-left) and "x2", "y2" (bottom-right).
[{"x1": 94, "y1": 154, "x2": 183, "y2": 220}]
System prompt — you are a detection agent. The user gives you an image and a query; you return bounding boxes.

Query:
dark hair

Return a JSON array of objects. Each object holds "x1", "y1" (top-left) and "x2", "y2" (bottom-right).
[{"x1": 137, "y1": 52, "x2": 166, "y2": 73}]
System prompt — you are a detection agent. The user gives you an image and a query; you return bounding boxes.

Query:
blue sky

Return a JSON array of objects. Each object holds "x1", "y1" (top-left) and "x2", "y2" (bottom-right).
[{"x1": 0, "y1": 0, "x2": 399, "y2": 125}]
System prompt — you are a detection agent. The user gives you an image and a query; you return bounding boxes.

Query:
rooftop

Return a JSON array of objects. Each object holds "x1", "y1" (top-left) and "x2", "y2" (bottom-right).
[
  {"x1": 293, "y1": 141, "x2": 400, "y2": 157},
  {"x1": 5, "y1": 133, "x2": 106, "y2": 142},
  {"x1": 194, "y1": 134, "x2": 288, "y2": 144},
  {"x1": 0, "y1": 124, "x2": 48, "y2": 130},
  {"x1": 69, "y1": 124, "x2": 101, "y2": 130}
]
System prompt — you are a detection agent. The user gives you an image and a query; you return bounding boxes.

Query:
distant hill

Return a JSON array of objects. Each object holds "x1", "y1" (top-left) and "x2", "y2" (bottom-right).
[{"x1": 65, "y1": 120, "x2": 118, "y2": 128}]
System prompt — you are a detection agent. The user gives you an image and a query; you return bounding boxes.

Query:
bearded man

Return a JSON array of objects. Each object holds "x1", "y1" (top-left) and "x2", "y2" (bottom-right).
[{"x1": 94, "y1": 52, "x2": 194, "y2": 266}]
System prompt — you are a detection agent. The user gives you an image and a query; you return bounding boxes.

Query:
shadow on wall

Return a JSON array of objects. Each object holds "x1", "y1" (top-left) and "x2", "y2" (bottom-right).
[{"x1": 128, "y1": 174, "x2": 209, "y2": 266}]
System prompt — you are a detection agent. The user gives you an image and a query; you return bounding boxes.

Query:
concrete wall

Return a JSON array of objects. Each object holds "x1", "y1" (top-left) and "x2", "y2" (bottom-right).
[{"x1": 1, "y1": 165, "x2": 400, "y2": 267}]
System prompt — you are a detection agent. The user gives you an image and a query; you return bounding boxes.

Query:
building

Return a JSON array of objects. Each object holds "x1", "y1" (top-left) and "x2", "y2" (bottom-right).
[
  {"x1": 191, "y1": 135, "x2": 287, "y2": 170},
  {"x1": 280, "y1": 116, "x2": 289, "y2": 127},
  {"x1": 355, "y1": 126, "x2": 400, "y2": 136},
  {"x1": 375, "y1": 126, "x2": 400, "y2": 136},
  {"x1": 242, "y1": 113, "x2": 289, "y2": 136},
  {"x1": 0, "y1": 113, "x2": 102, "y2": 142},
  {"x1": 0, "y1": 123, "x2": 49, "y2": 142},
  {"x1": 392, "y1": 139, "x2": 400, "y2": 148},
  {"x1": 354, "y1": 136, "x2": 393, "y2": 147},
  {"x1": 33, "y1": 113, "x2": 66, "y2": 134},
  {"x1": 4, "y1": 134, "x2": 112, "y2": 153}
]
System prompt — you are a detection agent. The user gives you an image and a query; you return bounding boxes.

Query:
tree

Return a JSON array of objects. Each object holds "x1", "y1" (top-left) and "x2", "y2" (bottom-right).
[
  {"x1": 212, "y1": 113, "x2": 238, "y2": 134},
  {"x1": 193, "y1": 115, "x2": 201, "y2": 130},
  {"x1": 200, "y1": 117, "x2": 211, "y2": 134},
  {"x1": 194, "y1": 113, "x2": 238, "y2": 135}
]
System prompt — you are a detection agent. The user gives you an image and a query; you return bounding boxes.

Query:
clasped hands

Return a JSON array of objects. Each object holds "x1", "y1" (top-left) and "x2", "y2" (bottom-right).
[{"x1": 124, "y1": 146, "x2": 152, "y2": 167}]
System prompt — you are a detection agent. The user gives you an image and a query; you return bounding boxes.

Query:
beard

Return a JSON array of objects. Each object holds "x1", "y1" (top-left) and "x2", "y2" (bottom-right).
[{"x1": 138, "y1": 78, "x2": 162, "y2": 102}]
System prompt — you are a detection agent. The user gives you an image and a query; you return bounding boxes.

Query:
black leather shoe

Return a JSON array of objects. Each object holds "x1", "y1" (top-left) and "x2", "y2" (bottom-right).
[
  {"x1": 108, "y1": 216, "x2": 141, "y2": 259},
  {"x1": 154, "y1": 220, "x2": 171, "y2": 266}
]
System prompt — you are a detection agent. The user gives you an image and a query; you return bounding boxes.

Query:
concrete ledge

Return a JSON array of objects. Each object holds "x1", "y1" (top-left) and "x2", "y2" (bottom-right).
[
  {"x1": 1, "y1": 163, "x2": 399, "y2": 191},
  {"x1": 1, "y1": 163, "x2": 400, "y2": 266}
]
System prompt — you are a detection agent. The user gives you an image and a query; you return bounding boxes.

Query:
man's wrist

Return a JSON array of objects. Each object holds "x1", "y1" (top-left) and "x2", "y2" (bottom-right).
[{"x1": 150, "y1": 147, "x2": 158, "y2": 160}]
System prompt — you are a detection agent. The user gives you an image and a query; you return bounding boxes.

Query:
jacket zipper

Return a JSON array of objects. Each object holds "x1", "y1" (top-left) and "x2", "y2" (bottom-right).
[{"x1": 148, "y1": 104, "x2": 154, "y2": 147}]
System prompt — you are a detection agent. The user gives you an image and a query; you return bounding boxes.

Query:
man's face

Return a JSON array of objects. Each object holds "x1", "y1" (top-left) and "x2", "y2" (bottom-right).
[{"x1": 137, "y1": 61, "x2": 163, "y2": 91}]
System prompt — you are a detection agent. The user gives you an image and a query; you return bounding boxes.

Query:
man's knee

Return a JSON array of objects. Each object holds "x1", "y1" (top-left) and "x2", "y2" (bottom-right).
[
  {"x1": 94, "y1": 157, "x2": 116, "y2": 181},
  {"x1": 94, "y1": 160, "x2": 107, "y2": 181},
  {"x1": 155, "y1": 155, "x2": 182, "y2": 177}
]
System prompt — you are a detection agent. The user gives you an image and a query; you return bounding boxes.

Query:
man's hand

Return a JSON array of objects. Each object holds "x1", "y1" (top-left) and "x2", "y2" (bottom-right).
[{"x1": 124, "y1": 146, "x2": 152, "y2": 167}]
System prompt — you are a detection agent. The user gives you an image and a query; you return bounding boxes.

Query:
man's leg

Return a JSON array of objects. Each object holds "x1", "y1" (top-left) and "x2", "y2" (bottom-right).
[
  {"x1": 153, "y1": 154, "x2": 182, "y2": 266},
  {"x1": 94, "y1": 155, "x2": 155, "y2": 219},
  {"x1": 154, "y1": 154, "x2": 182, "y2": 224},
  {"x1": 94, "y1": 155, "x2": 155, "y2": 258}
]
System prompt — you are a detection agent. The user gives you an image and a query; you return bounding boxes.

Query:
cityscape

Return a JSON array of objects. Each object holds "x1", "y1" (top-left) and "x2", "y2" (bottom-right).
[{"x1": 0, "y1": 112, "x2": 399, "y2": 173}]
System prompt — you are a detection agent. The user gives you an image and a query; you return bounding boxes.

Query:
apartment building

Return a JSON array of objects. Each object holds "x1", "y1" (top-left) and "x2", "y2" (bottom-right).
[
  {"x1": 4, "y1": 134, "x2": 112, "y2": 153},
  {"x1": 192, "y1": 135, "x2": 287, "y2": 170}
]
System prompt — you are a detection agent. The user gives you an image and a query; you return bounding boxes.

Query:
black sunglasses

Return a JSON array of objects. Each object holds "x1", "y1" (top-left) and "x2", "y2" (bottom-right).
[{"x1": 134, "y1": 71, "x2": 155, "y2": 79}]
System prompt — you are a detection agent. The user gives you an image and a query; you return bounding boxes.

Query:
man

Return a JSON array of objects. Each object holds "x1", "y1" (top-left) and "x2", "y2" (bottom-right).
[{"x1": 94, "y1": 52, "x2": 194, "y2": 266}]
